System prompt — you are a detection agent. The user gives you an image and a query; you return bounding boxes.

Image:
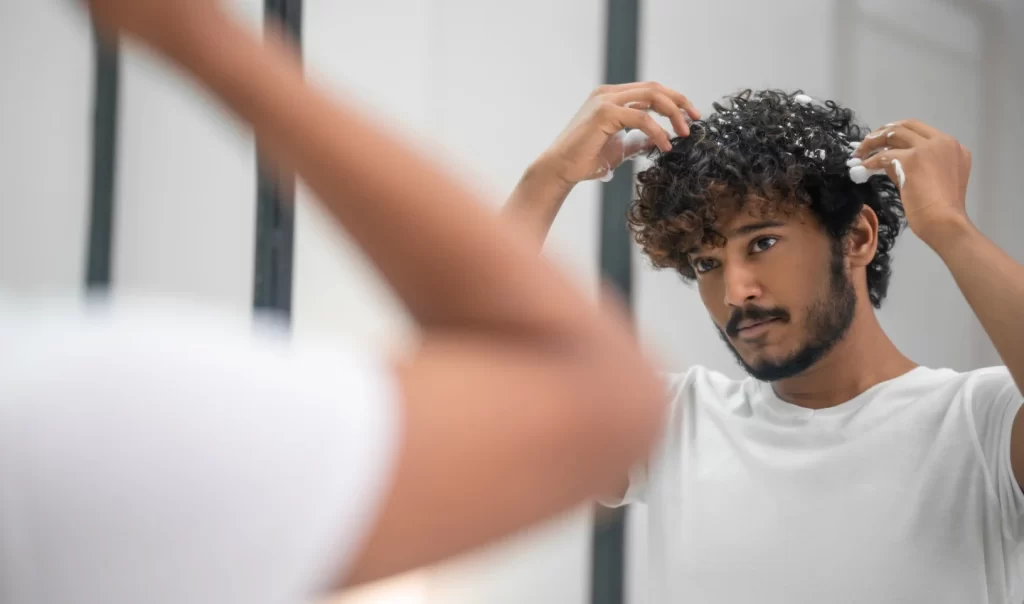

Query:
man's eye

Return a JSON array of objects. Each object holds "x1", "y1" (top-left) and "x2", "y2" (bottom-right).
[
  {"x1": 751, "y1": 236, "x2": 778, "y2": 254},
  {"x1": 693, "y1": 258, "x2": 719, "y2": 274}
]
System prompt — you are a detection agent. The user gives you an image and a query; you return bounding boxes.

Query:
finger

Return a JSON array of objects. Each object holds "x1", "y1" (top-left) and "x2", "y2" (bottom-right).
[
  {"x1": 873, "y1": 125, "x2": 927, "y2": 152},
  {"x1": 888, "y1": 119, "x2": 942, "y2": 140},
  {"x1": 860, "y1": 147, "x2": 909, "y2": 170},
  {"x1": 852, "y1": 129, "x2": 890, "y2": 160},
  {"x1": 608, "y1": 106, "x2": 672, "y2": 152},
  {"x1": 610, "y1": 89, "x2": 690, "y2": 136},
  {"x1": 852, "y1": 127, "x2": 889, "y2": 158},
  {"x1": 592, "y1": 81, "x2": 661, "y2": 98},
  {"x1": 643, "y1": 82, "x2": 701, "y2": 121},
  {"x1": 859, "y1": 148, "x2": 912, "y2": 189},
  {"x1": 610, "y1": 88, "x2": 689, "y2": 135},
  {"x1": 853, "y1": 124, "x2": 924, "y2": 159},
  {"x1": 655, "y1": 85, "x2": 701, "y2": 121},
  {"x1": 598, "y1": 82, "x2": 701, "y2": 121}
]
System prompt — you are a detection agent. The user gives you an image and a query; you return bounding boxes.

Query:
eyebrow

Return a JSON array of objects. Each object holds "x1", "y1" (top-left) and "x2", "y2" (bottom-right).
[
  {"x1": 733, "y1": 220, "x2": 786, "y2": 236},
  {"x1": 685, "y1": 220, "x2": 786, "y2": 256}
]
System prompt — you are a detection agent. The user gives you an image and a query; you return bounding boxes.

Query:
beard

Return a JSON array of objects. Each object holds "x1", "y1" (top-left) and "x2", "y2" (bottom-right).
[{"x1": 717, "y1": 242, "x2": 856, "y2": 382}]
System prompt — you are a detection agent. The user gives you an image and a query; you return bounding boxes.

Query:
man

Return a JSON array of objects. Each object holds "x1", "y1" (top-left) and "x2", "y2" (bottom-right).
[
  {"x1": 506, "y1": 84, "x2": 1024, "y2": 603},
  {"x1": 0, "y1": 3, "x2": 669, "y2": 603}
]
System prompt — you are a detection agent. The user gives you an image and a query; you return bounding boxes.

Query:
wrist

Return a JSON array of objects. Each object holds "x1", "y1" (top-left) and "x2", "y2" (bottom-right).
[
  {"x1": 918, "y1": 212, "x2": 977, "y2": 257},
  {"x1": 514, "y1": 158, "x2": 576, "y2": 208}
]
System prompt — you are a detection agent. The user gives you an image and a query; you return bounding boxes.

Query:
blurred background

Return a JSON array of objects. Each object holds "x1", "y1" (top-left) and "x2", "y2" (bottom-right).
[{"x1": 2, "y1": 1, "x2": 1022, "y2": 604}]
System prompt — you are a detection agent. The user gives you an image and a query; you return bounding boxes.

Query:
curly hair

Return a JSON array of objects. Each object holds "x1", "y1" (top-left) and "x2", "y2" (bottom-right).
[{"x1": 627, "y1": 89, "x2": 906, "y2": 308}]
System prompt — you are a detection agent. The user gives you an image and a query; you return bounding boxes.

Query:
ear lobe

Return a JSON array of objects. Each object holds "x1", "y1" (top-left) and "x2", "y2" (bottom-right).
[{"x1": 845, "y1": 206, "x2": 879, "y2": 268}]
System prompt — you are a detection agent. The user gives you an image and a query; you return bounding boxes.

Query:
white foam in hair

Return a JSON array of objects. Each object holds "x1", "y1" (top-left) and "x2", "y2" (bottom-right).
[{"x1": 849, "y1": 165, "x2": 887, "y2": 184}]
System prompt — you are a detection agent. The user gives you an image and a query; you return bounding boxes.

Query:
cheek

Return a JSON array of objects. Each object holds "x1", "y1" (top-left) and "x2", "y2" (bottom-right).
[
  {"x1": 696, "y1": 279, "x2": 729, "y2": 326},
  {"x1": 757, "y1": 250, "x2": 817, "y2": 304}
]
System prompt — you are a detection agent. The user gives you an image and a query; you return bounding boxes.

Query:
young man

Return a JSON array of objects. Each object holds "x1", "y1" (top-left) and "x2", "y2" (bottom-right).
[
  {"x1": 506, "y1": 85, "x2": 1024, "y2": 603},
  {"x1": 0, "y1": 3, "x2": 674, "y2": 603}
]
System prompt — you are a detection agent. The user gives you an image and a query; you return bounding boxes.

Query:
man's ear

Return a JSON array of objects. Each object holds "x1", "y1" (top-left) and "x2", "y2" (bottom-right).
[{"x1": 845, "y1": 205, "x2": 879, "y2": 269}]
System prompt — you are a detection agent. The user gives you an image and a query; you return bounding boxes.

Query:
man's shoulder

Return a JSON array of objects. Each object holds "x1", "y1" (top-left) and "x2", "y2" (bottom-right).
[
  {"x1": 909, "y1": 365, "x2": 1018, "y2": 402},
  {"x1": 950, "y1": 366, "x2": 1021, "y2": 409},
  {"x1": 662, "y1": 365, "x2": 760, "y2": 411}
]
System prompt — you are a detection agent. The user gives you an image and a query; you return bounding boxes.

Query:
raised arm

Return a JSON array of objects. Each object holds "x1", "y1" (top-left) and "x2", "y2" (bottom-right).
[
  {"x1": 855, "y1": 119, "x2": 1024, "y2": 490},
  {"x1": 503, "y1": 82, "x2": 699, "y2": 246},
  {"x1": 86, "y1": 0, "x2": 668, "y2": 587}
]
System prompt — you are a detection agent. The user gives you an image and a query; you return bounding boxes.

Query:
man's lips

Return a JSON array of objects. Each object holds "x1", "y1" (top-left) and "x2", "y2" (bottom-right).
[{"x1": 735, "y1": 317, "x2": 782, "y2": 335}]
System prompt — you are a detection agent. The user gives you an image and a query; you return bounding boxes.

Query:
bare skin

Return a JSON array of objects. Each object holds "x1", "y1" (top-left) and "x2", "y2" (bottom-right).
[
  {"x1": 691, "y1": 205, "x2": 918, "y2": 409},
  {"x1": 85, "y1": 0, "x2": 667, "y2": 589},
  {"x1": 507, "y1": 87, "x2": 1024, "y2": 490}
]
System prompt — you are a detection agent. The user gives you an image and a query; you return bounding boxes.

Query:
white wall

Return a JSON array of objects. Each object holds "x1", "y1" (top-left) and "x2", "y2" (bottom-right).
[
  {"x1": 0, "y1": 2, "x2": 93, "y2": 293},
  {"x1": 112, "y1": 1, "x2": 263, "y2": 310}
]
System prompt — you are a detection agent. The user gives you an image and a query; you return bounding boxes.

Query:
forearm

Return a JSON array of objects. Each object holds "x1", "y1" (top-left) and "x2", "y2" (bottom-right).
[
  {"x1": 164, "y1": 15, "x2": 608, "y2": 338},
  {"x1": 930, "y1": 217, "x2": 1024, "y2": 390},
  {"x1": 501, "y1": 162, "x2": 575, "y2": 249}
]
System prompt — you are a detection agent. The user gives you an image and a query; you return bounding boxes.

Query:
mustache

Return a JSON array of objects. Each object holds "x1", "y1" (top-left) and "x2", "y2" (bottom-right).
[{"x1": 725, "y1": 305, "x2": 789, "y2": 338}]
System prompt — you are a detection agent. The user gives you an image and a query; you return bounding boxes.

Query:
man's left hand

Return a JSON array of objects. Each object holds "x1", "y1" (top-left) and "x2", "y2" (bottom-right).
[{"x1": 853, "y1": 119, "x2": 973, "y2": 246}]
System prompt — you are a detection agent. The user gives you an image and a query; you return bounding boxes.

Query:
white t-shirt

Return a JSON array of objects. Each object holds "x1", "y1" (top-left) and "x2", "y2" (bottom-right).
[
  {"x1": 0, "y1": 294, "x2": 399, "y2": 604},
  {"x1": 609, "y1": 365, "x2": 1024, "y2": 604}
]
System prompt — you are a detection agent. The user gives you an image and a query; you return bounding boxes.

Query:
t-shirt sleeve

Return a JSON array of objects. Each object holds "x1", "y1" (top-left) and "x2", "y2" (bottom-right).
[
  {"x1": 597, "y1": 369, "x2": 696, "y2": 508},
  {"x1": 598, "y1": 462, "x2": 649, "y2": 508},
  {"x1": 965, "y1": 366, "x2": 1024, "y2": 540},
  {"x1": 0, "y1": 301, "x2": 400, "y2": 604}
]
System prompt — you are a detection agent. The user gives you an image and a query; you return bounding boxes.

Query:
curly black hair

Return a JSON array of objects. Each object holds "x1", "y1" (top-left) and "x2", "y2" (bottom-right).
[{"x1": 627, "y1": 89, "x2": 906, "y2": 308}]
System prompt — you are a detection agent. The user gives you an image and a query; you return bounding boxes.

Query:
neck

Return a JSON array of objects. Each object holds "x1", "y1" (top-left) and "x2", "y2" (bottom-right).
[{"x1": 771, "y1": 302, "x2": 917, "y2": 409}]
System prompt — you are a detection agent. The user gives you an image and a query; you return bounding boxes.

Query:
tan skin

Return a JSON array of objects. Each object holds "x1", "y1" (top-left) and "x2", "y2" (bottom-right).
[
  {"x1": 691, "y1": 205, "x2": 916, "y2": 408},
  {"x1": 507, "y1": 88, "x2": 1024, "y2": 493},
  {"x1": 85, "y1": 0, "x2": 666, "y2": 589}
]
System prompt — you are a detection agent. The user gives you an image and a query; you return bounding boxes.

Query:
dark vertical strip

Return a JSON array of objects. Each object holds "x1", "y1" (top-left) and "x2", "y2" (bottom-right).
[
  {"x1": 599, "y1": 0, "x2": 641, "y2": 300},
  {"x1": 831, "y1": 0, "x2": 856, "y2": 105},
  {"x1": 591, "y1": 2, "x2": 641, "y2": 604},
  {"x1": 86, "y1": 30, "x2": 120, "y2": 289},
  {"x1": 253, "y1": 0, "x2": 302, "y2": 316}
]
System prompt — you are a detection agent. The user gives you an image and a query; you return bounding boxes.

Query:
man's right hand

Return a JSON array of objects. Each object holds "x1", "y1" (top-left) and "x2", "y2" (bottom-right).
[
  {"x1": 536, "y1": 82, "x2": 700, "y2": 185},
  {"x1": 504, "y1": 82, "x2": 698, "y2": 245}
]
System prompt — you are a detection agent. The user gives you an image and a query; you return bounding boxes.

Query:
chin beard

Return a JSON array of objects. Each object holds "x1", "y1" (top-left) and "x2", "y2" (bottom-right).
[{"x1": 719, "y1": 245, "x2": 856, "y2": 382}]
